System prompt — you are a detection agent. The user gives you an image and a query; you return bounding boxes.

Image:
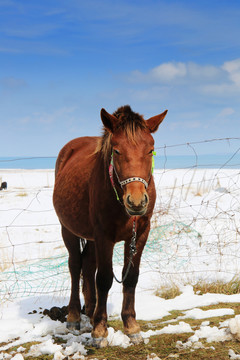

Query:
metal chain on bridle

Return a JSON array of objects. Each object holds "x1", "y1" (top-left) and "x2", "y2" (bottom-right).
[{"x1": 113, "y1": 216, "x2": 137, "y2": 284}]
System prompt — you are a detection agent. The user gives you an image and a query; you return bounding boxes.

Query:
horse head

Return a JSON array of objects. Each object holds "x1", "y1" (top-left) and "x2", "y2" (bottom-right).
[{"x1": 101, "y1": 106, "x2": 168, "y2": 216}]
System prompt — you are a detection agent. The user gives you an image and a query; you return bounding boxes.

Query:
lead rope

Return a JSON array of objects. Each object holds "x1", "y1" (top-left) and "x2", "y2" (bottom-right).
[{"x1": 113, "y1": 216, "x2": 137, "y2": 284}]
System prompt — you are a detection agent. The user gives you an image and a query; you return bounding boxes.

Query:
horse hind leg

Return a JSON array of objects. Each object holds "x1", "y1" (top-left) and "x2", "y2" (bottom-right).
[
  {"x1": 61, "y1": 225, "x2": 82, "y2": 330},
  {"x1": 82, "y1": 240, "x2": 97, "y2": 322}
]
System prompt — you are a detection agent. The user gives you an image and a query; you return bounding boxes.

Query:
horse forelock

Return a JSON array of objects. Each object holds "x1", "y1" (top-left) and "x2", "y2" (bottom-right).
[{"x1": 113, "y1": 105, "x2": 146, "y2": 133}]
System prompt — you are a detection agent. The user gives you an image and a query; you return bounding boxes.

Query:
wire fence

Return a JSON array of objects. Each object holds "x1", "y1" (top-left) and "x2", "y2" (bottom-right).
[{"x1": 0, "y1": 137, "x2": 240, "y2": 301}]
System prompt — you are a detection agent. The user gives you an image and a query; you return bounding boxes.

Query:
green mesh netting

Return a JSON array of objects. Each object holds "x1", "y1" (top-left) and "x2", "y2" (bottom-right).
[{"x1": 0, "y1": 222, "x2": 201, "y2": 301}]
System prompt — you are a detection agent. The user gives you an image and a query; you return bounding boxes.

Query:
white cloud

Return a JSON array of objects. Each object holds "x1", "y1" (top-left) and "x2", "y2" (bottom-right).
[
  {"x1": 150, "y1": 62, "x2": 187, "y2": 82},
  {"x1": 129, "y1": 59, "x2": 240, "y2": 102},
  {"x1": 187, "y1": 62, "x2": 220, "y2": 79},
  {"x1": 222, "y1": 59, "x2": 240, "y2": 87},
  {"x1": 218, "y1": 107, "x2": 235, "y2": 118},
  {"x1": 130, "y1": 61, "x2": 221, "y2": 84},
  {"x1": 222, "y1": 59, "x2": 240, "y2": 73}
]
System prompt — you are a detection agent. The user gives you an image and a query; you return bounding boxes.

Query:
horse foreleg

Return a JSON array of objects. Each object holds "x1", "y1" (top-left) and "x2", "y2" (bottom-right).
[
  {"x1": 62, "y1": 225, "x2": 82, "y2": 330},
  {"x1": 121, "y1": 240, "x2": 145, "y2": 344},
  {"x1": 82, "y1": 240, "x2": 97, "y2": 322},
  {"x1": 91, "y1": 239, "x2": 114, "y2": 347}
]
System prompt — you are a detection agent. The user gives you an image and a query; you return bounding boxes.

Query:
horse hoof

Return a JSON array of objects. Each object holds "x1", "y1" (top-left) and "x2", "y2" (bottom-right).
[
  {"x1": 66, "y1": 321, "x2": 80, "y2": 331},
  {"x1": 92, "y1": 336, "x2": 108, "y2": 348},
  {"x1": 128, "y1": 333, "x2": 143, "y2": 345}
]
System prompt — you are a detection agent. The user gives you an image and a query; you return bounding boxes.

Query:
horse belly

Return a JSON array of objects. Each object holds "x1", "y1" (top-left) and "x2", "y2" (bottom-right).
[{"x1": 53, "y1": 167, "x2": 94, "y2": 240}]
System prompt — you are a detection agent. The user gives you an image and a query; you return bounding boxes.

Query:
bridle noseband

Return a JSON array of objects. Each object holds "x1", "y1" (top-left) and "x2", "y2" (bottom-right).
[{"x1": 119, "y1": 176, "x2": 148, "y2": 189}]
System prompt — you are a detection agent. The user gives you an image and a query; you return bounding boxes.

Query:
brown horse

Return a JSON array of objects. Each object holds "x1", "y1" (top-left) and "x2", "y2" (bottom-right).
[{"x1": 53, "y1": 105, "x2": 167, "y2": 347}]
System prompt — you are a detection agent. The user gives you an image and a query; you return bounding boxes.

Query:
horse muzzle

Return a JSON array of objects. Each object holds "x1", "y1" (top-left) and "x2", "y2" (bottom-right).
[{"x1": 124, "y1": 192, "x2": 149, "y2": 216}]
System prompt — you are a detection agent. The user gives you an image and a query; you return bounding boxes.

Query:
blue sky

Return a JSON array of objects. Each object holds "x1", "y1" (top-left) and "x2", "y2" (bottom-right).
[{"x1": 1, "y1": 0, "x2": 240, "y2": 156}]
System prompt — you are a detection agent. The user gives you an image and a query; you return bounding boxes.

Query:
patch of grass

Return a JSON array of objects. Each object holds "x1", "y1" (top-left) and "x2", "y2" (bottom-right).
[
  {"x1": 86, "y1": 333, "x2": 193, "y2": 360},
  {"x1": 155, "y1": 283, "x2": 182, "y2": 300},
  {"x1": 177, "y1": 341, "x2": 240, "y2": 360},
  {"x1": 9, "y1": 341, "x2": 39, "y2": 352},
  {"x1": 155, "y1": 276, "x2": 240, "y2": 301},
  {"x1": 16, "y1": 192, "x2": 28, "y2": 197},
  {"x1": 108, "y1": 319, "x2": 124, "y2": 332},
  {"x1": 199, "y1": 302, "x2": 240, "y2": 315},
  {"x1": 26, "y1": 355, "x2": 53, "y2": 360},
  {"x1": 159, "y1": 310, "x2": 185, "y2": 325},
  {"x1": 193, "y1": 277, "x2": 240, "y2": 295},
  {"x1": 109, "y1": 311, "x2": 185, "y2": 333}
]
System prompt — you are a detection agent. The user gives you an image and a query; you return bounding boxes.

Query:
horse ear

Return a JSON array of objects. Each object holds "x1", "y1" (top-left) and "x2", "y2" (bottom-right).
[
  {"x1": 146, "y1": 110, "x2": 168, "y2": 133},
  {"x1": 100, "y1": 108, "x2": 118, "y2": 133}
]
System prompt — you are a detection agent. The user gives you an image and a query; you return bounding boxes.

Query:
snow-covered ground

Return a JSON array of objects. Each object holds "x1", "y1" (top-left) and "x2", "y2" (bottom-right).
[{"x1": 1, "y1": 168, "x2": 240, "y2": 359}]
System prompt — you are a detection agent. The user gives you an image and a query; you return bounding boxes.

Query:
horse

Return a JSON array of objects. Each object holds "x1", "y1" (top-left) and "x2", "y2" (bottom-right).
[{"x1": 53, "y1": 105, "x2": 167, "y2": 347}]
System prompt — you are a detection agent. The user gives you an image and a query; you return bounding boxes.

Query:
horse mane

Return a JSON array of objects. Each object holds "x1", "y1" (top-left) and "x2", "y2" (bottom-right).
[{"x1": 96, "y1": 105, "x2": 147, "y2": 165}]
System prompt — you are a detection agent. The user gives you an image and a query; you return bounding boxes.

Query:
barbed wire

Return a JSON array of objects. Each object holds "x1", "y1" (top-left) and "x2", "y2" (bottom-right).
[
  {"x1": 0, "y1": 137, "x2": 240, "y2": 301},
  {"x1": 0, "y1": 156, "x2": 57, "y2": 163},
  {"x1": 0, "y1": 137, "x2": 239, "y2": 163},
  {"x1": 155, "y1": 137, "x2": 240, "y2": 150}
]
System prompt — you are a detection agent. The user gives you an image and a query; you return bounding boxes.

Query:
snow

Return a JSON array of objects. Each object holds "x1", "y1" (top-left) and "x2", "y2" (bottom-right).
[
  {"x1": 229, "y1": 349, "x2": 240, "y2": 359},
  {"x1": 229, "y1": 315, "x2": 240, "y2": 341},
  {"x1": 182, "y1": 307, "x2": 234, "y2": 319},
  {"x1": 1, "y1": 168, "x2": 240, "y2": 359},
  {"x1": 189, "y1": 323, "x2": 232, "y2": 343},
  {"x1": 141, "y1": 322, "x2": 193, "y2": 338}
]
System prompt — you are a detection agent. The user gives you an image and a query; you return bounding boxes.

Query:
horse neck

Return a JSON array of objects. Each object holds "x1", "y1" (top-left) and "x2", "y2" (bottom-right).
[{"x1": 93, "y1": 149, "x2": 111, "y2": 185}]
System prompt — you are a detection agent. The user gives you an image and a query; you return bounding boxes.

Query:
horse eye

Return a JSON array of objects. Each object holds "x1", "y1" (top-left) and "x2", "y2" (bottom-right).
[{"x1": 114, "y1": 149, "x2": 120, "y2": 155}]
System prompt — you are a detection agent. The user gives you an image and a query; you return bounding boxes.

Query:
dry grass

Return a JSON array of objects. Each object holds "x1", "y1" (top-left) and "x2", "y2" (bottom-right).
[
  {"x1": 16, "y1": 192, "x2": 28, "y2": 197},
  {"x1": 155, "y1": 283, "x2": 182, "y2": 300},
  {"x1": 193, "y1": 277, "x2": 240, "y2": 295},
  {"x1": 155, "y1": 277, "x2": 240, "y2": 300}
]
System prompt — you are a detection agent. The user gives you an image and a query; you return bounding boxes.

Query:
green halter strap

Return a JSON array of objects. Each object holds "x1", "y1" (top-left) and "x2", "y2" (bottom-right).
[{"x1": 152, "y1": 151, "x2": 156, "y2": 173}]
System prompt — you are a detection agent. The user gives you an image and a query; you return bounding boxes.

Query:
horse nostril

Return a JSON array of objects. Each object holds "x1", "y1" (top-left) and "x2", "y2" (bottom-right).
[
  {"x1": 127, "y1": 195, "x2": 133, "y2": 207},
  {"x1": 126, "y1": 194, "x2": 148, "y2": 209},
  {"x1": 141, "y1": 194, "x2": 148, "y2": 207}
]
